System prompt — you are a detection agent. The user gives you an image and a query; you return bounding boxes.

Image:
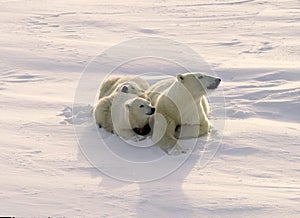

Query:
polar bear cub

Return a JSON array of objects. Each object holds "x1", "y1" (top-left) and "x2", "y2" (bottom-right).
[
  {"x1": 94, "y1": 76, "x2": 150, "y2": 133},
  {"x1": 147, "y1": 72, "x2": 221, "y2": 154},
  {"x1": 111, "y1": 91, "x2": 155, "y2": 140}
]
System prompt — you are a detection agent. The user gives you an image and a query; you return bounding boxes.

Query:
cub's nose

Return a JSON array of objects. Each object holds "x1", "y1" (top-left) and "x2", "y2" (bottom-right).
[
  {"x1": 216, "y1": 78, "x2": 221, "y2": 85},
  {"x1": 146, "y1": 107, "x2": 155, "y2": 115}
]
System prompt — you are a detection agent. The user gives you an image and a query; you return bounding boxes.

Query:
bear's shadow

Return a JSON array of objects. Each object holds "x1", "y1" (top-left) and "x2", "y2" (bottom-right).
[
  {"x1": 95, "y1": 133, "x2": 219, "y2": 217},
  {"x1": 76, "y1": 118, "x2": 220, "y2": 217}
]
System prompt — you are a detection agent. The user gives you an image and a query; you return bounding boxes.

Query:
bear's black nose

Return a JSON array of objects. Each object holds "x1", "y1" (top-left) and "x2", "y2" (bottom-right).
[{"x1": 146, "y1": 107, "x2": 156, "y2": 115}]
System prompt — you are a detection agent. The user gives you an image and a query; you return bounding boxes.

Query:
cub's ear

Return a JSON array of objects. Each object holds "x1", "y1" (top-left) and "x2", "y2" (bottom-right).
[
  {"x1": 121, "y1": 85, "x2": 129, "y2": 93},
  {"x1": 176, "y1": 74, "x2": 184, "y2": 82},
  {"x1": 125, "y1": 103, "x2": 131, "y2": 108},
  {"x1": 125, "y1": 98, "x2": 134, "y2": 108}
]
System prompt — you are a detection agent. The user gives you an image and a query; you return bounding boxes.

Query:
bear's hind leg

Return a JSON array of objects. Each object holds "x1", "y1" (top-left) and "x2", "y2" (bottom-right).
[{"x1": 94, "y1": 97, "x2": 113, "y2": 133}]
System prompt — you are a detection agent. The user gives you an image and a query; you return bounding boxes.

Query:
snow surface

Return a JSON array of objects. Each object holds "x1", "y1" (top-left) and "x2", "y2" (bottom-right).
[{"x1": 0, "y1": 0, "x2": 299, "y2": 217}]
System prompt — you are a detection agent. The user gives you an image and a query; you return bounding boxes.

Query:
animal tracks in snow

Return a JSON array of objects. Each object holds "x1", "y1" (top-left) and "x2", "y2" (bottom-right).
[
  {"x1": 1, "y1": 70, "x2": 45, "y2": 83},
  {"x1": 58, "y1": 105, "x2": 93, "y2": 125}
]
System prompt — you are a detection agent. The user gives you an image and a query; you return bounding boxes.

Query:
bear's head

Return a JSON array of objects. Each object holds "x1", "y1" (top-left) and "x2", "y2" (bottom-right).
[
  {"x1": 176, "y1": 72, "x2": 221, "y2": 98},
  {"x1": 117, "y1": 81, "x2": 147, "y2": 99},
  {"x1": 125, "y1": 97, "x2": 155, "y2": 131}
]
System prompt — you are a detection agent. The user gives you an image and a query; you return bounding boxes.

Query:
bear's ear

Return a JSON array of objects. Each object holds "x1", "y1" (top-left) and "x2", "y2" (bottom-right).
[
  {"x1": 121, "y1": 85, "x2": 129, "y2": 93},
  {"x1": 176, "y1": 74, "x2": 184, "y2": 82},
  {"x1": 125, "y1": 98, "x2": 134, "y2": 108}
]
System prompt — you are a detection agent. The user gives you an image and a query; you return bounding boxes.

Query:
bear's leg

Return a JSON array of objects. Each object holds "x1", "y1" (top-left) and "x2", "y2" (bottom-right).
[
  {"x1": 175, "y1": 123, "x2": 210, "y2": 138},
  {"x1": 201, "y1": 96, "x2": 210, "y2": 116},
  {"x1": 94, "y1": 100, "x2": 104, "y2": 125},
  {"x1": 199, "y1": 118, "x2": 210, "y2": 136},
  {"x1": 117, "y1": 129, "x2": 137, "y2": 140},
  {"x1": 152, "y1": 113, "x2": 184, "y2": 154},
  {"x1": 104, "y1": 105, "x2": 113, "y2": 133},
  {"x1": 151, "y1": 113, "x2": 169, "y2": 145},
  {"x1": 197, "y1": 98, "x2": 211, "y2": 136},
  {"x1": 175, "y1": 125, "x2": 201, "y2": 139},
  {"x1": 118, "y1": 129, "x2": 146, "y2": 141},
  {"x1": 94, "y1": 97, "x2": 113, "y2": 133}
]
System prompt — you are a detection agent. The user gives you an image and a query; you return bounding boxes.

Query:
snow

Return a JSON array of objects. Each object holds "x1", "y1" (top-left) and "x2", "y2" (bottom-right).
[{"x1": 1, "y1": 0, "x2": 299, "y2": 217}]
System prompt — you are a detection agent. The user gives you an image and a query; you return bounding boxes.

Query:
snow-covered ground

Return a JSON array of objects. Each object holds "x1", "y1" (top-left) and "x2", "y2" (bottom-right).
[{"x1": 0, "y1": 0, "x2": 299, "y2": 217}]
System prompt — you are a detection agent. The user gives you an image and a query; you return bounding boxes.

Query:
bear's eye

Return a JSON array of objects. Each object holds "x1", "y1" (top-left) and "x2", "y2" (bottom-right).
[
  {"x1": 198, "y1": 76, "x2": 203, "y2": 79},
  {"x1": 139, "y1": 105, "x2": 144, "y2": 108}
]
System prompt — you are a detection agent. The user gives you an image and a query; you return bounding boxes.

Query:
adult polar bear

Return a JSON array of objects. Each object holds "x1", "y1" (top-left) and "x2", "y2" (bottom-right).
[
  {"x1": 98, "y1": 76, "x2": 149, "y2": 100},
  {"x1": 147, "y1": 72, "x2": 221, "y2": 154}
]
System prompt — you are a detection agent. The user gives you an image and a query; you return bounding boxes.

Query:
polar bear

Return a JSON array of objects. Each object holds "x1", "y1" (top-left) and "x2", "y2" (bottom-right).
[
  {"x1": 147, "y1": 72, "x2": 221, "y2": 154},
  {"x1": 94, "y1": 76, "x2": 150, "y2": 133},
  {"x1": 98, "y1": 76, "x2": 150, "y2": 100},
  {"x1": 111, "y1": 91, "x2": 155, "y2": 140}
]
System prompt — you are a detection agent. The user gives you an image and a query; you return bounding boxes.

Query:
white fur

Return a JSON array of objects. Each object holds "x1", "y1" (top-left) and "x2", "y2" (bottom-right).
[
  {"x1": 111, "y1": 92, "x2": 154, "y2": 141},
  {"x1": 98, "y1": 76, "x2": 149, "y2": 99},
  {"x1": 93, "y1": 76, "x2": 150, "y2": 133},
  {"x1": 147, "y1": 72, "x2": 221, "y2": 154}
]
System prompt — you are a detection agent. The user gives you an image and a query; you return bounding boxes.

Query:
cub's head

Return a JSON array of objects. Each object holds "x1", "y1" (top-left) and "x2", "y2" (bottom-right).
[
  {"x1": 117, "y1": 81, "x2": 146, "y2": 98},
  {"x1": 176, "y1": 72, "x2": 221, "y2": 97},
  {"x1": 125, "y1": 97, "x2": 155, "y2": 130}
]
